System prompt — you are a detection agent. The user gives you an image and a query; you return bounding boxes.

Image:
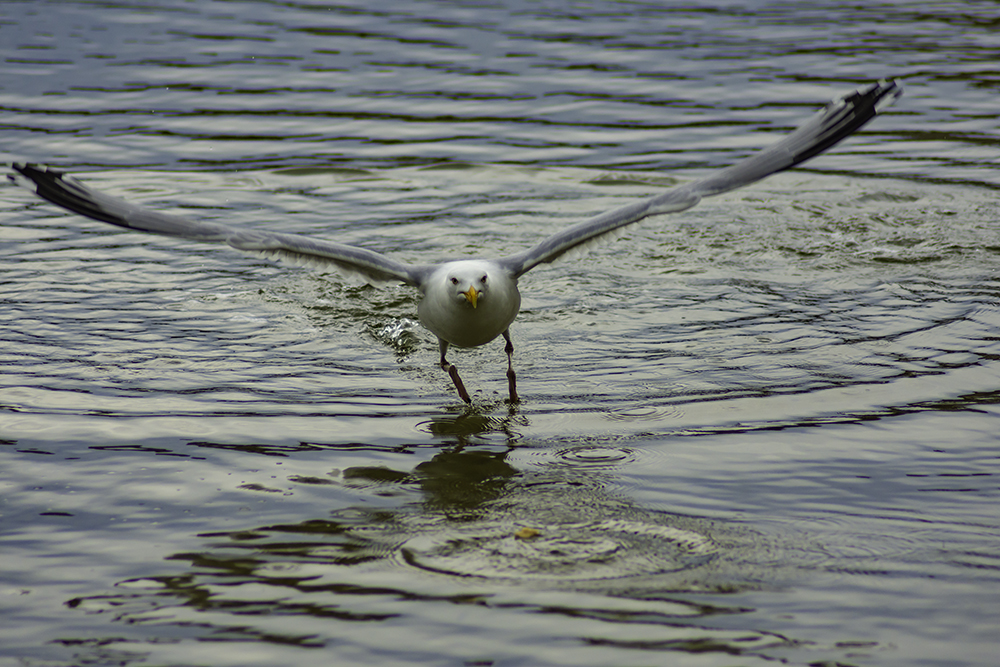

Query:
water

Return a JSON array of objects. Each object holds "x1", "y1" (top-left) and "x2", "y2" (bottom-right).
[{"x1": 2, "y1": 1, "x2": 999, "y2": 665}]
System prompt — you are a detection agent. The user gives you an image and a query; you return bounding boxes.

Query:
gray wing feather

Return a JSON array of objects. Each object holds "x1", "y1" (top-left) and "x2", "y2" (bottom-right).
[
  {"x1": 10, "y1": 80, "x2": 899, "y2": 286},
  {"x1": 9, "y1": 164, "x2": 425, "y2": 286},
  {"x1": 499, "y1": 79, "x2": 901, "y2": 278}
]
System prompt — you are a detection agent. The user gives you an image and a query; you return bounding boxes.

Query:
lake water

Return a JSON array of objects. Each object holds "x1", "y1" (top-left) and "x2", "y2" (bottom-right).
[{"x1": 2, "y1": 1, "x2": 999, "y2": 666}]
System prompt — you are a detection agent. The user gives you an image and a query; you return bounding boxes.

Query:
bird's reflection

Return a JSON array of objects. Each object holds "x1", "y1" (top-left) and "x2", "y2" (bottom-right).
[
  {"x1": 63, "y1": 433, "x2": 804, "y2": 660},
  {"x1": 419, "y1": 406, "x2": 527, "y2": 439}
]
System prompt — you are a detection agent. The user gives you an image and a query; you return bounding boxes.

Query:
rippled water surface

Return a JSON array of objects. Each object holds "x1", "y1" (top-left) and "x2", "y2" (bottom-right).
[{"x1": 2, "y1": 2, "x2": 1000, "y2": 666}]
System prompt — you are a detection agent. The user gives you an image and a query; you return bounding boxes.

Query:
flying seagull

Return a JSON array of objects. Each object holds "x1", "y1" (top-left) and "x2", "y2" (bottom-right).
[{"x1": 9, "y1": 80, "x2": 900, "y2": 404}]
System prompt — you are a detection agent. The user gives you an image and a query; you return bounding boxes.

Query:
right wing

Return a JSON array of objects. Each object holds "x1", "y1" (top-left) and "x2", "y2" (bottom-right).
[
  {"x1": 498, "y1": 79, "x2": 901, "y2": 278},
  {"x1": 9, "y1": 163, "x2": 427, "y2": 286}
]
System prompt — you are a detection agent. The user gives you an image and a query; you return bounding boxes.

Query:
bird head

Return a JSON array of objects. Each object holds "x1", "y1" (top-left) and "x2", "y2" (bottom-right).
[{"x1": 447, "y1": 266, "x2": 490, "y2": 309}]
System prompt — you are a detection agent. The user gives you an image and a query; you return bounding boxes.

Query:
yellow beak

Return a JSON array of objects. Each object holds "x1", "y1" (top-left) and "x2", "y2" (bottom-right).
[{"x1": 463, "y1": 286, "x2": 478, "y2": 308}]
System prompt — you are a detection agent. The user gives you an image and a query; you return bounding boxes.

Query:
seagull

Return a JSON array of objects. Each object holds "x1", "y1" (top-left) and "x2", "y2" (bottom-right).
[{"x1": 9, "y1": 80, "x2": 900, "y2": 404}]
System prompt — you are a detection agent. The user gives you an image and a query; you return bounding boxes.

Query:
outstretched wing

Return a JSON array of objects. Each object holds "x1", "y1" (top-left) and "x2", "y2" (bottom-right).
[
  {"x1": 499, "y1": 79, "x2": 901, "y2": 278},
  {"x1": 9, "y1": 164, "x2": 427, "y2": 286}
]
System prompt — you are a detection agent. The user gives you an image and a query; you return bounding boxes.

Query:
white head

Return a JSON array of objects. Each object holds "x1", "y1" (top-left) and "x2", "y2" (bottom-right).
[{"x1": 444, "y1": 261, "x2": 491, "y2": 309}]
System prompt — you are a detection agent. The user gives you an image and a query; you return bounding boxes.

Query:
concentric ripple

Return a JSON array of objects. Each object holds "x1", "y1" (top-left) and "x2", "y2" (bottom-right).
[
  {"x1": 552, "y1": 445, "x2": 638, "y2": 469},
  {"x1": 399, "y1": 518, "x2": 718, "y2": 581}
]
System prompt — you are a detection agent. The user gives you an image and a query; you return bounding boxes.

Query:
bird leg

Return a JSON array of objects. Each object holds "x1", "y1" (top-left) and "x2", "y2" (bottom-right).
[
  {"x1": 438, "y1": 339, "x2": 471, "y2": 403},
  {"x1": 502, "y1": 329, "x2": 519, "y2": 404}
]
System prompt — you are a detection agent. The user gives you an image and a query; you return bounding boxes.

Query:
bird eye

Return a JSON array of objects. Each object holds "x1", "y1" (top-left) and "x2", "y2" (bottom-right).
[
  {"x1": 450, "y1": 277, "x2": 459, "y2": 285},
  {"x1": 480, "y1": 275, "x2": 488, "y2": 284}
]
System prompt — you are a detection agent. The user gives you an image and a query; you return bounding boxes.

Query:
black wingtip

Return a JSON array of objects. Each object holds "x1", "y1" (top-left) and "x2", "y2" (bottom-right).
[
  {"x1": 11, "y1": 161, "x2": 55, "y2": 178},
  {"x1": 872, "y1": 78, "x2": 903, "y2": 111},
  {"x1": 10, "y1": 162, "x2": 70, "y2": 194},
  {"x1": 8, "y1": 162, "x2": 130, "y2": 226},
  {"x1": 783, "y1": 78, "x2": 901, "y2": 170},
  {"x1": 9, "y1": 162, "x2": 41, "y2": 189},
  {"x1": 838, "y1": 78, "x2": 902, "y2": 122}
]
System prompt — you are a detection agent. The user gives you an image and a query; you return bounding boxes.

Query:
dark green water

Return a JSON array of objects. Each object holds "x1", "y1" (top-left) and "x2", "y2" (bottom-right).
[{"x1": 2, "y1": 2, "x2": 999, "y2": 665}]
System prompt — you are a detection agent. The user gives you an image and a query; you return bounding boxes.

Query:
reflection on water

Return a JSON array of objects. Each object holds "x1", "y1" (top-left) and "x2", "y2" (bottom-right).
[
  {"x1": 65, "y1": 441, "x2": 823, "y2": 662},
  {"x1": 3, "y1": 0, "x2": 1000, "y2": 665}
]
